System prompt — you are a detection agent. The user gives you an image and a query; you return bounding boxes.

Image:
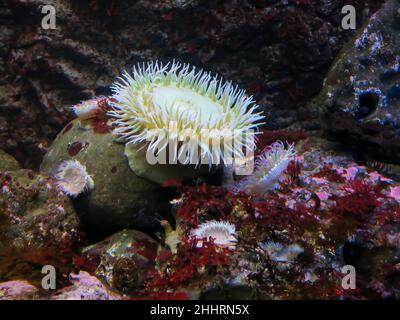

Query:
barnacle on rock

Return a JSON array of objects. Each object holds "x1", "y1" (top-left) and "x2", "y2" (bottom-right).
[
  {"x1": 109, "y1": 61, "x2": 264, "y2": 176},
  {"x1": 234, "y1": 141, "x2": 296, "y2": 196},
  {"x1": 191, "y1": 220, "x2": 237, "y2": 250},
  {"x1": 54, "y1": 160, "x2": 94, "y2": 197}
]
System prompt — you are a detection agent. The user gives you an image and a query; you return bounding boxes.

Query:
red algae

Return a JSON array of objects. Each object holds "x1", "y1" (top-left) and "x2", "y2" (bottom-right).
[
  {"x1": 134, "y1": 138, "x2": 400, "y2": 300},
  {"x1": 91, "y1": 120, "x2": 110, "y2": 133},
  {"x1": 89, "y1": 97, "x2": 112, "y2": 133},
  {"x1": 314, "y1": 164, "x2": 346, "y2": 183},
  {"x1": 67, "y1": 141, "x2": 89, "y2": 156},
  {"x1": 142, "y1": 236, "x2": 231, "y2": 295},
  {"x1": 72, "y1": 255, "x2": 99, "y2": 274}
]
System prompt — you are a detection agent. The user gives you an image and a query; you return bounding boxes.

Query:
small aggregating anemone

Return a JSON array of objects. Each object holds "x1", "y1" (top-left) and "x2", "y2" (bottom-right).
[
  {"x1": 234, "y1": 141, "x2": 296, "y2": 196},
  {"x1": 54, "y1": 160, "x2": 94, "y2": 197},
  {"x1": 72, "y1": 98, "x2": 103, "y2": 121},
  {"x1": 190, "y1": 220, "x2": 237, "y2": 250},
  {"x1": 259, "y1": 242, "x2": 304, "y2": 271},
  {"x1": 71, "y1": 97, "x2": 111, "y2": 131},
  {"x1": 108, "y1": 61, "x2": 265, "y2": 183}
]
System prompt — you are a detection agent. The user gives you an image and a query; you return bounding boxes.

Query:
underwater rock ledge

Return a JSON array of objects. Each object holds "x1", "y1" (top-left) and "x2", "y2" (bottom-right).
[{"x1": 310, "y1": 0, "x2": 400, "y2": 166}]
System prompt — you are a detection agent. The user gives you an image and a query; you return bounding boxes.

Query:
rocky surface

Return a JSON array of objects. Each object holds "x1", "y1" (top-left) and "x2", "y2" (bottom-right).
[
  {"x1": 0, "y1": 149, "x2": 20, "y2": 171},
  {"x1": 40, "y1": 118, "x2": 173, "y2": 236},
  {"x1": 48, "y1": 271, "x2": 122, "y2": 300},
  {"x1": 0, "y1": 169, "x2": 81, "y2": 284},
  {"x1": 1, "y1": 135, "x2": 399, "y2": 300},
  {"x1": 136, "y1": 134, "x2": 400, "y2": 299},
  {"x1": 82, "y1": 229, "x2": 158, "y2": 295},
  {"x1": 310, "y1": 0, "x2": 400, "y2": 166},
  {"x1": 0, "y1": 0, "x2": 384, "y2": 168},
  {"x1": 0, "y1": 280, "x2": 39, "y2": 300}
]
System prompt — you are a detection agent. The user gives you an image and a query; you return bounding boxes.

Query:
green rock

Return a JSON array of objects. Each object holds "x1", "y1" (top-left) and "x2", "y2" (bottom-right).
[
  {"x1": 124, "y1": 143, "x2": 214, "y2": 185},
  {"x1": 0, "y1": 150, "x2": 20, "y2": 171},
  {"x1": 40, "y1": 119, "x2": 172, "y2": 235}
]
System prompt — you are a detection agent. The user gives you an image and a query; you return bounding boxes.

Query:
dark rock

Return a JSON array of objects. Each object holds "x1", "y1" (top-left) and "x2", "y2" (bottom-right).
[
  {"x1": 40, "y1": 119, "x2": 172, "y2": 236},
  {"x1": 311, "y1": 0, "x2": 400, "y2": 165},
  {"x1": 343, "y1": 237, "x2": 400, "y2": 298},
  {"x1": 82, "y1": 229, "x2": 158, "y2": 295}
]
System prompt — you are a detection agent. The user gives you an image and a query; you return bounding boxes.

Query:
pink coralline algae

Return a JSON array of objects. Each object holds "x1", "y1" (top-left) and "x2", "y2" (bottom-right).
[
  {"x1": 389, "y1": 186, "x2": 400, "y2": 200},
  {"x1": 0, "y1": 280, "x2": 38, "y2": 300},
  {"x1": 48, "y1": 272, "x2": 121, "y2": 300}
]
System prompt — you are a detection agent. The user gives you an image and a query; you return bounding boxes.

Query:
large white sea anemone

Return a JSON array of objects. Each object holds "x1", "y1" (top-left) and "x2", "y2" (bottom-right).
[
  {"x1": 108, "y1": 61, "x2": 265, "y2": 167},
  {"x1": 191, "y1": 220, "x2": 237, "y2": 250},
  {"x1": 54, "y1": 160, "x2": 94, "y2": 197}
]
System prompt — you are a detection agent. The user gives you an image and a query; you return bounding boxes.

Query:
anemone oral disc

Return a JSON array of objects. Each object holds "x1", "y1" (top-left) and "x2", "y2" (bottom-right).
[{"x1": 152, "y1": 85, "x2": 222, "y2": 124}]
